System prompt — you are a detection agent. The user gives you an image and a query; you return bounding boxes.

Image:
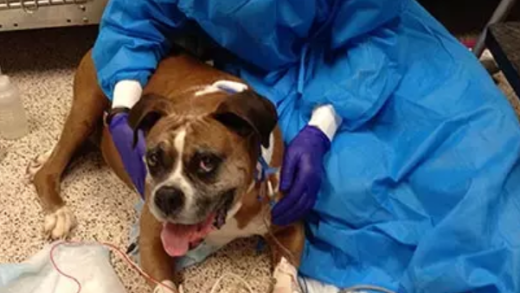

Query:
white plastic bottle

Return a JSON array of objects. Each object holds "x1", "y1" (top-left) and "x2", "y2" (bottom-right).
[{"x1": 0, "y1": 68, "x2": 29, "y2": 140}]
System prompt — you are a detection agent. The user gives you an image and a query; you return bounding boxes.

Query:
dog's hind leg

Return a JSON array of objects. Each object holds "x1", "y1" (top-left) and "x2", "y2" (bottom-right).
[{"x1": 27, "y1": 50, "x2": 109, "y2": 239}]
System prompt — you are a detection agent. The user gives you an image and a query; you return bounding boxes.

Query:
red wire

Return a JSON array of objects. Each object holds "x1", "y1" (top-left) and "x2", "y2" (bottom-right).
[
  {"x1": 49, "y1": 240, "x2": 178, "y2": 293},
  {"x1": 49, "y1": 242, "x2": 82, "y2": 293}
]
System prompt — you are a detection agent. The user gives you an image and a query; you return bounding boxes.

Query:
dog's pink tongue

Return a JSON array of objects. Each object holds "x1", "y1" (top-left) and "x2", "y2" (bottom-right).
[{"x1": 160, "y1": 214, "x2": 215, "y2": 257}]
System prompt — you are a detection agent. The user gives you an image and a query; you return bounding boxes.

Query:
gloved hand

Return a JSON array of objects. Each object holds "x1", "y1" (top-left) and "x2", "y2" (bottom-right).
[
  {"x1": 108, "y1": 111, "x2": 147, "y2": 197},
  {"x1": 272, "y1": 125, "x2": 331, "y2": 226}
]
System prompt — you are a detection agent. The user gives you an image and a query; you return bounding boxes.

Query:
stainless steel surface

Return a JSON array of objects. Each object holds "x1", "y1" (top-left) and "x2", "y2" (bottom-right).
[
  {"x1": 0, "y1": 0, "x2": 107, "y2": 32},
  {"x1": 0, "y1": 0, "x2": 88, "y2": 10}
]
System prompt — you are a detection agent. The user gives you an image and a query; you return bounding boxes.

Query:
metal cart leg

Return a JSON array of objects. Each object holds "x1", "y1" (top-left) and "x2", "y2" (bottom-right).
[{"x1": 473, "y1": 0, "x2": 517, "y2": 58}]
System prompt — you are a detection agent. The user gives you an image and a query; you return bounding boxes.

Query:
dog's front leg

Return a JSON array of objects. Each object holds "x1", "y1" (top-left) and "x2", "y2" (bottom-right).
[
  {"x1": 266, "y1": 222, "x2": 305, "y2": 293},
  {"x1": 140, "y1": 202, "x2": 178, "y2": 293}
]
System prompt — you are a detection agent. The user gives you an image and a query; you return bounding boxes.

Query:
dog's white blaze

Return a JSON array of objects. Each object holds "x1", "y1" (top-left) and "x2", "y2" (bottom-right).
[
  {"x1": 170, "y1": 129, "x2": 195, "y2": 209},
  {"x1": 172, "y1": 129, "x2": 186, "y2": 177},
  {"x1": 150, "y1": 128, "x2": 197, "y2": 221}
]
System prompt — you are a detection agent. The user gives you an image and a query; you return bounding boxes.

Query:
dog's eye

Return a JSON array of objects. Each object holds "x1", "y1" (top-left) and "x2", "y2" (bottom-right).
[
  {"x1": 198, "y1": 155, "x2": 218, "y2": 173},
  {"x1": 147, "y1": 151, "x2": 160, "y2": 167}
]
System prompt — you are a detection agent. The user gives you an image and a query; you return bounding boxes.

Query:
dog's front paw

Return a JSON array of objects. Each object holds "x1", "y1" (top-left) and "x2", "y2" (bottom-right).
[
  {"x1": 44, "y1": 206, "x2": 77, "y2": 239},
  {"x1": 153, "y1": 280, "x2": 178, "y2": 293}
]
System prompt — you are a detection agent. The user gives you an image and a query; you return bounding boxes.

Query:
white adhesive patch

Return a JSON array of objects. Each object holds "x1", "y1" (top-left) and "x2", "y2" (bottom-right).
[
  {"x1": 194, "y1": 80, "x2": 248, "y2": 97},
  {"x1": 213, "y1": 80, "x2": 248, "y2": 93}
]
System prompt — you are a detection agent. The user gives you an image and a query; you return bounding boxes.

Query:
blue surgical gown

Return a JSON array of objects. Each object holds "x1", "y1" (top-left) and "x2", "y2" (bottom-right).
[{"x1": 92, "y1": 0, "x2": 520, "y2": 292}]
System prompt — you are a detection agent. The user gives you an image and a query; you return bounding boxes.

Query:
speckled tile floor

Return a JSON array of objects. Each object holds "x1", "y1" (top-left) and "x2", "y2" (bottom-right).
[
  {"x1": 0, "y1": 27, "x2": 271, "y2": 293},
  {"x1": 1, "y1": 26, "x2": 519, "y2": 293}
]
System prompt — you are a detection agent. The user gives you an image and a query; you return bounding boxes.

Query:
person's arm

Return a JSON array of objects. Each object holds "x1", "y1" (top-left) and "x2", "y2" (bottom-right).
[
  {"x1": 272, "y1": 104, "x2": 342, "y2": 226},
  {"x1": 272, "y1": 0, "x2": 403, "y2": 226},
  {"x1": 92, "y1": 0, "x2": 186, "y2": 207},
  {"x1": 92, "y1": 0, "x2": 187, "y2": 109}
]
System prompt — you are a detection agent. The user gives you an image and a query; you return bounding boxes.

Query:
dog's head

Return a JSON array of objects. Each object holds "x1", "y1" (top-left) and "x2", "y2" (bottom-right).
[{"x1": 128, "y1": 89, "x2": 277, "y2": 256}]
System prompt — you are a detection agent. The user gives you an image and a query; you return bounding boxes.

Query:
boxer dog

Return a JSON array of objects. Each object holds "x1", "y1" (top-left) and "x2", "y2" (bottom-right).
[{"x1": 26, "y1": 50, "x2": 305, "y2": 293}]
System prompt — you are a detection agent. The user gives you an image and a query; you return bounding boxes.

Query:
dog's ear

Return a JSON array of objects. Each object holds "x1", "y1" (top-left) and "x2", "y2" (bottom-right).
[
  {"x1": 212, "y1": 90, "x2": 278, "y2": 148},
  {"x1": 128, "y1": 93, "x2": 173, "y2": 147}
]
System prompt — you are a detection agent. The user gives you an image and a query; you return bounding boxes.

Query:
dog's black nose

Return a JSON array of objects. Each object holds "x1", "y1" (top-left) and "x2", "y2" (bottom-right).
[{"x1": 154, "y1": 186, "x2": 184, "y2": 215}]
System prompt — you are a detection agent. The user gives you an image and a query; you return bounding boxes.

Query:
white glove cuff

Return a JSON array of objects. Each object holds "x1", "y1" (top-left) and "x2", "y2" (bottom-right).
[
  {"x1": 308, "y1": 104, "x2": 343, "y2": 141},
  {"x1": 112, "y1": 80, "x2": 143, "y2": 109}
]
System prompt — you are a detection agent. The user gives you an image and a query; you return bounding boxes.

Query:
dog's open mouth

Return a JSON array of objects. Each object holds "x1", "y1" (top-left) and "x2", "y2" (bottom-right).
[{"x1": 160, "y1": 192, "x2": 234, "y2": 257}]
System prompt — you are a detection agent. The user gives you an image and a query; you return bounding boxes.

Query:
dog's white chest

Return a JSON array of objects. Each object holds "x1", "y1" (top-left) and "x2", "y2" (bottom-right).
[{"x1": 206, "y1": 212, "x2": 268, "y2": 247}]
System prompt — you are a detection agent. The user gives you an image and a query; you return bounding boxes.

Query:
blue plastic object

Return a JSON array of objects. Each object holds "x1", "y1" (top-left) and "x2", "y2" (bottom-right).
[{"x1": 92, "y1": 0, "x2": 520, "y2": 291}]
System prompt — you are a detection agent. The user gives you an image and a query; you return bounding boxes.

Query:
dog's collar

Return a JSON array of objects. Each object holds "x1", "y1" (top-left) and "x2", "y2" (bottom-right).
[
  {"x1": 255, "y1": 153, "x2": 279, "y2": 207},
  {"x1": 256, "y1": 156, "x2": 278, "y2": 182}
]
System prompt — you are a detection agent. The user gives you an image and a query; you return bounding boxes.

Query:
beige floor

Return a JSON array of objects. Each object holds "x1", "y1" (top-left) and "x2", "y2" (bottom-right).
[
  {"x1": 1, "y1": 27, "x2": 519, "y2": 293},
  {"x1": 0, "y1": 27, "x2": 271, "y2": 293}
]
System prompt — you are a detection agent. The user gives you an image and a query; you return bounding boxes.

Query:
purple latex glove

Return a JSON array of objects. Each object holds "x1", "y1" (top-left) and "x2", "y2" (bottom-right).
[
  {"x1": 108, "y1": 112, "x2": 147, "y2": 197},
  {"x1": 272, "y1": 125, "x2": 331, "y2": 226}
]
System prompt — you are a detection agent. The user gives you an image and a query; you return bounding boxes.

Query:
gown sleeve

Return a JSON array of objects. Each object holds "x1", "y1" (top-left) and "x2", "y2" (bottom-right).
[
  {"x1": 92, "y1": 0, "x2": 187, "y2": 100},
  {"x1": 302, "y1": 12, "x2": 404, "y2": 131}
]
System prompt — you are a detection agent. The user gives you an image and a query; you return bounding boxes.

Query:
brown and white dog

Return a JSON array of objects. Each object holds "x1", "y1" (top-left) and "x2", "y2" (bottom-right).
[{"x1": 26, "y1": 49, "x2": 305, "y2": 293}]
